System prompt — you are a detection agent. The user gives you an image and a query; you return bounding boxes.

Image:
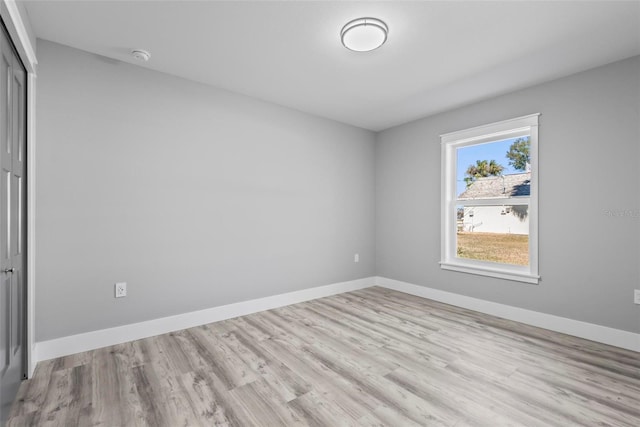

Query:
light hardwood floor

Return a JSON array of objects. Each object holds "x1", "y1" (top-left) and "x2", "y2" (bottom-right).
[{"x1": 8, "y1": 287, "x2": 640, "y2": 426}]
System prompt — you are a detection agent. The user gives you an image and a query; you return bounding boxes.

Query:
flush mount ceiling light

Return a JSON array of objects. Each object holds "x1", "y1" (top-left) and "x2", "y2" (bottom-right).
[{"x1": 341, "y1": 17, "x2": 388, "y2": 52}]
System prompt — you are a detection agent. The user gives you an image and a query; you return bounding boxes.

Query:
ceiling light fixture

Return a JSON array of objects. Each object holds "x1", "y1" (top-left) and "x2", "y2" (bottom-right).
[
  {"x1": 131, "y1": 49, "x2": 151, "y2": 62},
  {"x1": 341, "y1": 17, "x2": 388, "y2": 52}
]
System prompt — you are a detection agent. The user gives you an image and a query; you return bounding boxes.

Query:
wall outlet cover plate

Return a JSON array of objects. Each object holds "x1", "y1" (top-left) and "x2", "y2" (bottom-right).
[{"x1": 115, "y1": 282, "x2": 127, "y2": 298}]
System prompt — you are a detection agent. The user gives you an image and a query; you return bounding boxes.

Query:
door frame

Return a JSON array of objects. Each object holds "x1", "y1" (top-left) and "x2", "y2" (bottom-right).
[{"x1": 0, "y1": 0, "x2": 37, "y2": 378}]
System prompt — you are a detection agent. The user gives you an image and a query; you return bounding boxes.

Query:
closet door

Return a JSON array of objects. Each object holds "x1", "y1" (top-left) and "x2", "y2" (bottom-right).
[{"x1": 0, "y1": 20, "x2": 26, "y2": 424}]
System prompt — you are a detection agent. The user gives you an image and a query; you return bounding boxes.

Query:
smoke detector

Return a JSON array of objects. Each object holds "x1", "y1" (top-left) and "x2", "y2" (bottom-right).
[{"x1": 131, "y1": 49, "x2": 151, "y2": 62}]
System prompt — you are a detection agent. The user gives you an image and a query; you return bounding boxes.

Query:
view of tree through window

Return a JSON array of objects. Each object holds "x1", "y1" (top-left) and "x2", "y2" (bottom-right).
[{"x1": 455, "y1": 137, "x2": 530, "y2": 266}]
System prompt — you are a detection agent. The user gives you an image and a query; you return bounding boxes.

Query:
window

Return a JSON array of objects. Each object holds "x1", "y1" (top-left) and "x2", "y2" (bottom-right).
[{"x1": 440, "y1": 114, "x2": 539, "y2": 284}]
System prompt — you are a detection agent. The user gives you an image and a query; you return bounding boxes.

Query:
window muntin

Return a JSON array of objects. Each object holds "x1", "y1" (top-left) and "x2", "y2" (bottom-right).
[{"x1": 441, "y1": 115, "x2": 539, "y2": 284}]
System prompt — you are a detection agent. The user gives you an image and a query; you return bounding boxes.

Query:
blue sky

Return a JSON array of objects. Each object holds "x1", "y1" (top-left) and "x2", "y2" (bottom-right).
[{"x1": 456, "y1": 137, "x2": 520, "y2": 196}]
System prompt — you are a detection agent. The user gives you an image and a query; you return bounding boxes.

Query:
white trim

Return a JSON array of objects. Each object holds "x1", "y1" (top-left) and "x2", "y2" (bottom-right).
[
  {"x1": 26, "y1": 73, "x2": 36, "y2": 377},
  {"x1": 441, "y1": 114, "x2": 539, "y2": 284},
  {"x1": 35, "y1": 277, "x2": 376, "y2": 361},
  {"x1": 440, "y1": 113, "x2": 540, "y2": 143},
  {"x1": 35, "y1": 275, "x2": 639, "y2": 362},
  {"x1": 0, "y1": 1, "x2": 37, "y2": 73},
  {"x1": 1, "y1": 0, "x2": 37, "y2": 378},
  {"x1": 375, "y1": 276, "x2": 640, "y2": 353},
  {"x1": 440, "y1": 262, "x2": 539, "y2": 284}
]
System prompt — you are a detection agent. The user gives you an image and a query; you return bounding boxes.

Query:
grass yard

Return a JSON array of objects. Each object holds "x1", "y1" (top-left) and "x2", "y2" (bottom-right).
[{"x1": 457, "y1": 232, "x2": 529, "y2": 266}]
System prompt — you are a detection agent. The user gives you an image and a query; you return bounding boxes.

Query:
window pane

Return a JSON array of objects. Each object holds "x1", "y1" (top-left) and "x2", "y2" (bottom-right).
[
  {"x1": 456, "y1": 136, "x2": 530, "y2": 200},
  {"x1": 456, "y1": 204, "x2": 529, "y2": 266}
]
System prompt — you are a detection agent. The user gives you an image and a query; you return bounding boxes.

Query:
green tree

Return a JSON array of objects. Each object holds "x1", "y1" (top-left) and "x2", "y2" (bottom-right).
[
  {"x1": 464, "y1": 159, "x2": 504, "y2": 187},
  {"x1": 506, "y1": 137, "x2": 530, "y2": 171}
]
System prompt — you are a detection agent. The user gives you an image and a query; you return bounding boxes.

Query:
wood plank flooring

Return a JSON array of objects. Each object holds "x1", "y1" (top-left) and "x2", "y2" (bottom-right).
[{"x1": 8, "y1": 287, "x2": 640, "y2": 426}]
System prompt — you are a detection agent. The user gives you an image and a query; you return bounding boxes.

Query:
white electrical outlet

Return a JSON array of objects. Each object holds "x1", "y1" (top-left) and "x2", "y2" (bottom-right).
[
  {"x1": 634, "y1": 289, "x2": 640, "y2": 305},
  {"x1": 115, "y1": 282, "x2": 127, "y2": 298},
  {"x1": 354, "y1": 253, "x2": 359, "y2": 263}
]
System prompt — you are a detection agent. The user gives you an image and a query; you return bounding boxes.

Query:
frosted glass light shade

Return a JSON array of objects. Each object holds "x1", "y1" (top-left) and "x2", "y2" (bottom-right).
[{"x1": 341, "y1": 18, "x2": 388, "y2": 52}]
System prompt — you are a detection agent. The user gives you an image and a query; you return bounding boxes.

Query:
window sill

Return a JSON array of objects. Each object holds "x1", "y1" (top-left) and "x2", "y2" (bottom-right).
[{"x1": 440, "y1": 261, "x2": 540, "y2": 284}]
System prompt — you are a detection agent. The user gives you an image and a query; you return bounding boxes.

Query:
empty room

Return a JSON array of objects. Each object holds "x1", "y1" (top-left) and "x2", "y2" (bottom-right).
[{"x1": 1, "y1": 0, "x2": 639, "y2": 425}]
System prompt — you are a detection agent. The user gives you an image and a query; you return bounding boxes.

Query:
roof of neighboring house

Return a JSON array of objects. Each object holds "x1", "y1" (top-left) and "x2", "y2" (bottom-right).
[{"x1": 458, "y1": 172, "x2": 530, "y2": 200}]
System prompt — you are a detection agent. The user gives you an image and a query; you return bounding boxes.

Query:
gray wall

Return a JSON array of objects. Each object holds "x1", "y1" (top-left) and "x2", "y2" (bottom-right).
[
  {"x1": 376, "y1": 56, "x2": 640, "y2": 333},
  {"x1": 37, "y1": 38, "x2": 639, "y2": 341},
  {"x1": 36, "y1": 40, "x2": 376, "y2": 341}
]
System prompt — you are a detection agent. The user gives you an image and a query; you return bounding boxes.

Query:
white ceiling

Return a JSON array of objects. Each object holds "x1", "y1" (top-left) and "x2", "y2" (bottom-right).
[{"x1": 23, "y1": 1, "x2": 640, "y2": 131}]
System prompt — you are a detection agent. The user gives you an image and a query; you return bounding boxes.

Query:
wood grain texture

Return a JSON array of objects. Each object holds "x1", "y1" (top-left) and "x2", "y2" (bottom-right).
[{"x1": 8, "y1": 287, "x2": 640, "y2": 426}]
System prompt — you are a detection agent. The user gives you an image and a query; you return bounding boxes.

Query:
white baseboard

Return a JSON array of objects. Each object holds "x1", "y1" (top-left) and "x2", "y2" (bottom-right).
[
  {"x1": 35, "y1": 277, "x2": 376, "y2": 361},
  {"x1": 36, "y1": 274, "x2": 638, "y2": 362},
  {"x1": 375, "y1": 276, "x2": 640, "y2": 353}
]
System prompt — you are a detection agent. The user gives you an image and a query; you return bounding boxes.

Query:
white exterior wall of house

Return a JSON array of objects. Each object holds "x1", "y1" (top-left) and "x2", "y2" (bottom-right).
[{"x1": 462, "y1": 206, "x2": 529, "y2": 235}]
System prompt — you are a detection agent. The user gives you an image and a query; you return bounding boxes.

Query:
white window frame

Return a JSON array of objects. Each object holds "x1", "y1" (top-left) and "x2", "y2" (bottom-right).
[{"x1": 440, "y1": 114, "x2": 539, "y2": 284}]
